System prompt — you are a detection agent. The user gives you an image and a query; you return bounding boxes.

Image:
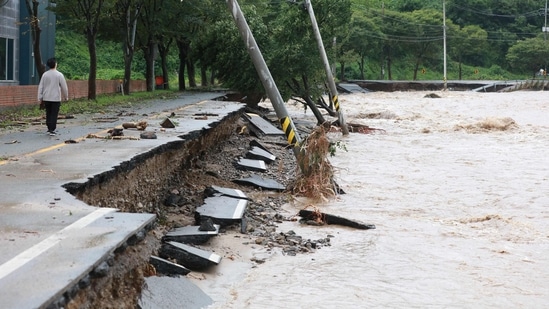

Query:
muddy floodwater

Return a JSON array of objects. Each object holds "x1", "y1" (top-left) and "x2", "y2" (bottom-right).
[{"x1": 192, "y1": 90, "x2": 549, "y2": 308}]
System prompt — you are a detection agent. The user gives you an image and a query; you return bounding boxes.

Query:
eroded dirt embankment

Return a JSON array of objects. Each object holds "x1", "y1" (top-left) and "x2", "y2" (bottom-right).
[{"x1": 61, "y1": 112, "x2": 243, "y2": 309}]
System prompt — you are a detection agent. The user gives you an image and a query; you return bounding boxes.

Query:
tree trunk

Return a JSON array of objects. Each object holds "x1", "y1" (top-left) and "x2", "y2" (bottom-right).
[
  {"x1": 210, "y1": 70, "x2": 215, "y2": 86},
  {"x1": 176, "y1": 39, "x2": 188, "y2": 91},
  {"x1": 122, "y1": 7, "x2": 139, "y2": 95},
  {"x1": 200, "y1": 65, "x2": 208, "y2": 87},
  {"x1": 413, "y1": 60, "x2": 420, "y2": 81},
  {"x1": 86, "y1": 28, "x2": 97, "y2": 100},
  {"x1": 458, "y1": 55, "x2": 462, "y2": 80},
  {"x1": 161, "y1": 53, "x2": 169, "y2": 90},
  {"x1": 301, "y1": 75, "x2": 326, "y2": 125},
  {"x1": 340, "y1": 62, "x2": 345, "y2": 81},
  {"x1": 143, "y1": 40, "x2": 156, "y2": 92},
  {"x1": 386, "y1": 46, "x2": 392, "y2": 80},
  {"x1": 158, "y1": 40, "x2": 171, "y2": 90},
  {"x1": 359, "y1": 54, "x2": 365, "y2": 80},
  {"x1": 187, "y1": 58, "x2": 196, "y2": 88},
  {"x1": 304, "y1": 96, "x2": 326, "y2": 125},
  {"x1": 380, "y1": 57, "x2": 383, "y2": 80},
  {"x1": 26, "y1": 0, "x2": 46, "y2": 79},
  {"x1": 123, "y1": 51, "x2": 133, "y2": 95}
]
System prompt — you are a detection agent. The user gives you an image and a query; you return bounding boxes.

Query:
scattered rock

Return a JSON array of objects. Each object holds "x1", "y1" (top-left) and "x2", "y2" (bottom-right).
[
  {"x1": 424, "y1": 93, "x2": 441, "y2": 98},
  {"x1": 160, "y1": 118, "x2": 176, "y2": 128},
  {"x1": 140, "y1": 132, "x2": 157, "y2": 139}
]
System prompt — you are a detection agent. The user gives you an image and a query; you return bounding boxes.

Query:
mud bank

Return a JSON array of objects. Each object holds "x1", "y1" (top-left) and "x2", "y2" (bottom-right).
[{"x1": 55, "y1": 110, "x2": 243, "y2": 308}]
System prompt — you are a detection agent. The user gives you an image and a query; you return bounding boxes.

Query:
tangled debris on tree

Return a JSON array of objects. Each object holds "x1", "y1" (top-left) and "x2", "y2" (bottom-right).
[{"x1": 292, "y1": 125, "x2": 338, "y2": 202}]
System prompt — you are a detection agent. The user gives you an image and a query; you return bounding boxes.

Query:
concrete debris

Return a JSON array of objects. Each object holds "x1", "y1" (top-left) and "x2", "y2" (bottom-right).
[
  {"x1": 233, "y1": 174, "x2": 285, "y2": 191},
  {"x1": 108, "y1": 128, "x2": 124, "y2": 137},
  {"x1": 236, "y1": 157, "x2": 266, "y2": 172},
  {"x1": 140, "y1": 132, "x2": 157, "y2": 139},
  {"x1": 337, "y1": 83, "x2": 370, "y2": 93},
  {"x1": 138, "y1": 276, "x2": 213, "y2": 309},
  {"x1": 204, "y1": 185, "x2": 248, "y2": 200},
  {"x1": 198, "y1": 217, "x2": 217, "y2": 232},
  {"x1": 163, "y1": 223, "x2": 220, "y2": 245},
  {"x1": 246, "y1": 146, "x2": 276, "y2": 163},
  {"x1": 160, "y1": 118, "x2": 176, "y2": 128},
  {"x1": 149, "y1": 256, "x2": 191, "y2": 277},
  {"x1": 243, "y1": 113, "x2": 284, "y2": 136},
  {"x1": 195, "y1": 196, "x2": 247, "y2": 227},
  {"x1": 249, "y1": 139, "x2": 272, "y2": 153},
  {"x1": 159, "y1": 241, "x2": 221, "y2": 271}
]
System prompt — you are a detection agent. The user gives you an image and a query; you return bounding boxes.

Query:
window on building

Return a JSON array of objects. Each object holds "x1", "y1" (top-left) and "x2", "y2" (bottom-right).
[{"x1": 0, "y1": 37, "x2": 15, "y2": 81}]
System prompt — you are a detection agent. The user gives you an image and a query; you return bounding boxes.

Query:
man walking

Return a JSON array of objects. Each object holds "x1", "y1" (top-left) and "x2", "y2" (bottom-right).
[{"x1": 37, "y1": 58, "x2": 69, "y2": 136}]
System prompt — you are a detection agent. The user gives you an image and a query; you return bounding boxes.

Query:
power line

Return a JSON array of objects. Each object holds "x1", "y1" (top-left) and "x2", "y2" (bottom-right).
[{"x1": 448, "y1": 3, "x2": 540, "y2": 19}]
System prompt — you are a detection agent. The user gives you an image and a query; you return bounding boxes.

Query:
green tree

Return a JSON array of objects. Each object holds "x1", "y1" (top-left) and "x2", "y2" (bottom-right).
[
  {"x1": 506, "y1": 37, "x2": 549, "y2": 77},
  {"x1": 201, "y1": 3, "x2": 269, "y2": 104},
  {"x1": 269, "y1": 0, "x2": 352, "y2": 122},
  {"x1": 343, "y1": 10, "x2": 383, "y2": 80},
  {"x1": 54, "y1": 0, "x2": 112, "y2": 99},
  {"x1": 24, "y1": 0, "x2": 47, "y2": 78},
  {"x1": 108, "y1": 0, "x2": 144, "y2": 94},
  {"x1": 135, "y1": 0, "x2": 163, "y2": 91},
  {"x1": 176, "y1": 0, "x2": 216, "y2": 90},
  {"x1": 447, "y1": 0, "x2": 541, "y2": 69},
  {"x1": 449, "y1": 25, "x2": 488, "y2": 80},
  {"x1": 405, "y1": 9, "x2": 444, "y2": 80}
]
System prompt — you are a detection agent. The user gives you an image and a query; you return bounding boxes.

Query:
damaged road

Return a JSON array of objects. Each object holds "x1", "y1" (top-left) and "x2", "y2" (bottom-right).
[{"x1": 0, "y1": 91, "x2": 376, "y2": 309}]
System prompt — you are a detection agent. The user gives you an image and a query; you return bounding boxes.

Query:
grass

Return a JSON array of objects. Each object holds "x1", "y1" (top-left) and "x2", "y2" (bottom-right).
[{"x1": 0, "y1": 90, "x2": 181, "y2": 130}]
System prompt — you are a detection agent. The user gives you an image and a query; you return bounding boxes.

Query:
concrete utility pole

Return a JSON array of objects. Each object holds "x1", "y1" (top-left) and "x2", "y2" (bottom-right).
[
  {"x1": 305, "y1": 0, "x2": 349, "y2": 135},
  {"x1": 225, "y1": 0, "x2": 302, "y2": 154},
  {"x1": 443, "y1": 0, "x2": 447, "y2": 90},
  {"x1": 542, "y1": 0, "x2": 547, "y2": 41}
]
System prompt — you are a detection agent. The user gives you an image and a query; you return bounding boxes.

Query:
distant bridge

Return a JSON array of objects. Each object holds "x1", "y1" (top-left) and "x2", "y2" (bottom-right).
[{"x1": 344, "y1": 80, "x2": 547, "y2": 92}]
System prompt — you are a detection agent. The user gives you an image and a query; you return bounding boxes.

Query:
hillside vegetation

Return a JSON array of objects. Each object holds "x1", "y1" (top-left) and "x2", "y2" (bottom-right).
[{"x1": 53, "y1": 0, "x2": 548, "y2": 90}]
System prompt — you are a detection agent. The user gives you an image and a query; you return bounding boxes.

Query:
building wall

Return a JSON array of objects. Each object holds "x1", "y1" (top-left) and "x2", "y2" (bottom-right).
[
  {"x1": 0, "y1": 80, "x2": 147, "y2": 109},
  {"x1": 0, "y1": 0, "x2": 20, "y2": 86}
]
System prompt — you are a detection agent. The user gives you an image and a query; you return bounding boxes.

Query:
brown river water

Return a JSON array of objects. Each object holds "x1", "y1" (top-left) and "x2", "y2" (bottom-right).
[{"x1": 191, "y1": 90, "x2": 549, "y2": 308}]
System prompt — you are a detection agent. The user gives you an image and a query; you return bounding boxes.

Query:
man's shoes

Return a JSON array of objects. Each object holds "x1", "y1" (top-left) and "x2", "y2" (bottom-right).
[{"x1": 47, "y1": 131, "x2": 57, "y2": 136}]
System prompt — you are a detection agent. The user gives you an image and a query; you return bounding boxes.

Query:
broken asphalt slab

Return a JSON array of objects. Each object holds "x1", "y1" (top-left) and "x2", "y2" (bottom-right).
[
  {"x1": 163, "y1": 224, "x2": 221, "y2": 245},
  {"x1": 236, "y1": 157, "x2": 267, "y2": 172},
  {"x1": 205, "y1": 185, "x2": 248, "y2": 200},
  {"x1": 138, "y1": 276, "x2": 213, "y2": 309},
  {"x1": 195, "y1": 196, "x2": 248, "y2": 226},
  {"x1": 149, "y1": 256, "x2": 191, "y2": 277},
  {"x1": 159, "y1": 241, "x2": 222, "y2": 271},
  {"x1": 243, "y1": 113, "x2": 284, "y2": 136},
  {"x1": 246, "y1": 146, "x2": 276, "y2": 163},
  {"x1": 233, "y1": 174, "x2": 286, "y2": 191}
]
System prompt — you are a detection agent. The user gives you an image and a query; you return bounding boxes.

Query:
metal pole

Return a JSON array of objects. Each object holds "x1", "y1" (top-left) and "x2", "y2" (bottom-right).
[
  {"x1": 443, "y1": 0, "x2": 447, "y2": 90},
  {"x1": 305, "y1": 0, "x2": 349, "y2": 135},
  {"x1": 543, "y1": 0, "x2": 547, "y2": 41},
  {"x1": 225, "y1": 0, "x2": 302, "y2": 153}
]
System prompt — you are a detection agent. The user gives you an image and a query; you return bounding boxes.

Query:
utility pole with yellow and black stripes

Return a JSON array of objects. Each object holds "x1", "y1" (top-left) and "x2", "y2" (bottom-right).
[
  {"x1": 226, "y1": 0, "x2": 302, "y2": 155},
  {"x1": 305, "y1": 0, "x2": 349, "y2": 135}
]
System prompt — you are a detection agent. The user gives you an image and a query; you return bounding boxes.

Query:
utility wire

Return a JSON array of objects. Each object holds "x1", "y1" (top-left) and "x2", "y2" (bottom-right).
[{"x1": 448, "y1": 3, "x2": 541, "y2": 19}]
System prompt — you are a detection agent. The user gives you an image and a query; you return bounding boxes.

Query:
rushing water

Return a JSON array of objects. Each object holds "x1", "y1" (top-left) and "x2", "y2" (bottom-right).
[{"x1": 192, "y1": 91, "x2": 549, "y2": 308}]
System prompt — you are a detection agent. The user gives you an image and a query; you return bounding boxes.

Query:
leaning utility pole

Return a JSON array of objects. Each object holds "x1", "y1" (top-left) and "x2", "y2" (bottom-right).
[
  {"x1": 226, "y1": 0, "x2": 302, "y2": 155},
  {"x1": 304, "y1": 0, "x2": 349, "y2": 135}
]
